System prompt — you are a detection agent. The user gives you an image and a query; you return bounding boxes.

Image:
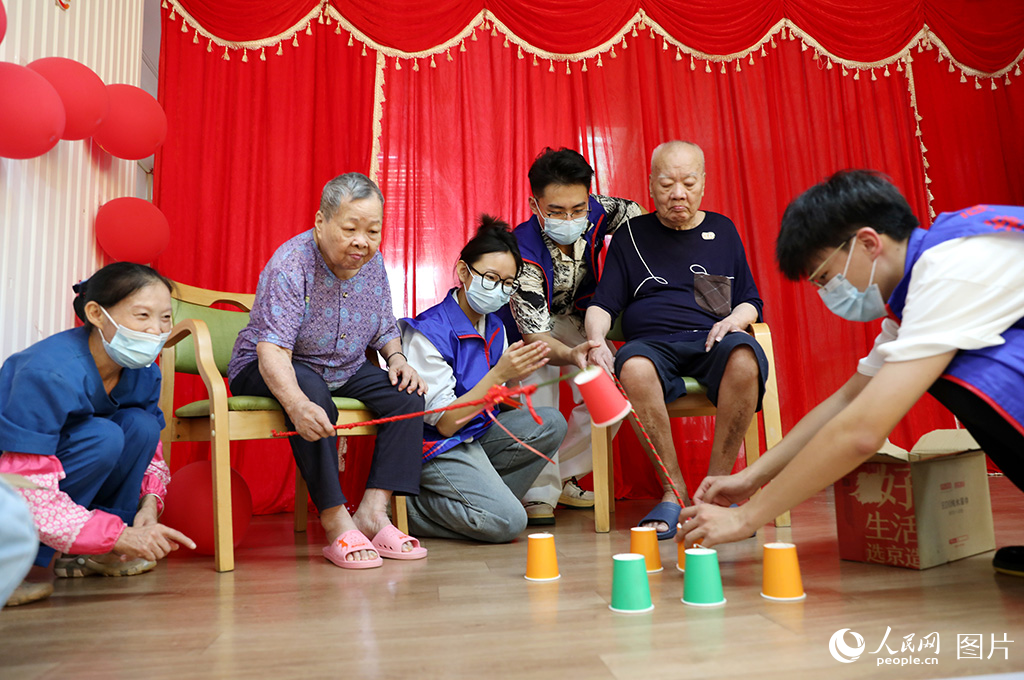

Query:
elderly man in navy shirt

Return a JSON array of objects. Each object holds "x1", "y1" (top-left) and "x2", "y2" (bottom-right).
[{"x1": 585, "y1": 141, "x2": 769, "y2": 539}]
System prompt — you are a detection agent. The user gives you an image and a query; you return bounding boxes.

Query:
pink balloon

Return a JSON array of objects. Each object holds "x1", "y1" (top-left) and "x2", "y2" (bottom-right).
[
  {"x1": 28, "y1": 57, "x2": 109, "y2": 140},
  {"x1": 0, "y1": 62, "x2": 65, "y2": 159},
  {"x1": 92, "y1": 84, "x2": 167, "y2": 160},
  {"x1": 95, "y1": 197, "x2": 171, "y2": 263}
]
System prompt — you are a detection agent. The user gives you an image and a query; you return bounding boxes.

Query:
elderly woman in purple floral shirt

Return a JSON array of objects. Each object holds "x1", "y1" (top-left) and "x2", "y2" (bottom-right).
[{"x1": 228, "y1": 173, "x2": 428, "y2": 569}]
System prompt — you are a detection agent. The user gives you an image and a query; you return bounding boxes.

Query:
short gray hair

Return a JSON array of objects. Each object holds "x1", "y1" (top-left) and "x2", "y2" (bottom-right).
[
  {"x1": 651, "y1": 140, "x2": 705, "y2": 174},
  {"x1": 319, "y1": 173, "x2": 384, "y2": 220}
]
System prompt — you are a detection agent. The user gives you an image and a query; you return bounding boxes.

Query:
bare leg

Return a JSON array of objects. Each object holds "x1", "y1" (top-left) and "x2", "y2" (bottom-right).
[
  {"x1": 708, "y1": 346, "x2": 760, "y2": 477},
  {"x1": 620, "y1": 357, "x2": 691, "y2": 533},
  {"x1": 353, "y1": 488, "x2": 413, "y2": 552},
  {"x1": 320, "y1": 504, "x2": 378, "y2": 562}
]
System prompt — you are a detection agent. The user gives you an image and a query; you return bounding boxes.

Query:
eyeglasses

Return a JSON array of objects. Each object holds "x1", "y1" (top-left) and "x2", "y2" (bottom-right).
[
  {"x1": 807, "y1": 236, "x2": 854, "y2": 289},
  {"x1": 533, "y1": 197, "x2": 589, "y2": 221},
  {"x1": 467, "y1": 263, "x2": 520, "y2": 295}
]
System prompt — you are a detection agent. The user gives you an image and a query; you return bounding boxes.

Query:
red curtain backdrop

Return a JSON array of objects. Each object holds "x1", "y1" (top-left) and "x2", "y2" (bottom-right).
[{"x1": 155, "y1": 1, "x2": 1024, "y2": 514}]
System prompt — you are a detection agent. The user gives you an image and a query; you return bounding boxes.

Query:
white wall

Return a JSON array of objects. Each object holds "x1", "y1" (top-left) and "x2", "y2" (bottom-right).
[{"x1": 0, "y1": 0, "x2": 149, "y2": 360}]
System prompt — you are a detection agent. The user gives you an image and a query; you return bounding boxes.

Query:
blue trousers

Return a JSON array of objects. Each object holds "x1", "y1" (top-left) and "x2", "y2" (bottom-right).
[
  {"x1": 0, "y1": 478, "x2": 37, "y2": 604},
  {"x1": 35, "y1": 408, "x2": 160, "y2": 566},
  {"x1": 230, "y1": 360, "x2": 424, "y2": 511}
]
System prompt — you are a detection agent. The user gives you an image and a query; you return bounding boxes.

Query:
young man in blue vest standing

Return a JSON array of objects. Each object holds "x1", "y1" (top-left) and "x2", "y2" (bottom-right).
[
  {"x1": 680, "y1": 170, "x2": 1024, "y2": 578},
  {"x1": 504, "y1": 148, "x2": 642, "y2": 524}
]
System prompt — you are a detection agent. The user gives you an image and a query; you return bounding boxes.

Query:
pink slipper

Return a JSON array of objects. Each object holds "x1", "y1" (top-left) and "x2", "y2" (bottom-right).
[
  {"x1": 322, "y1": 529, "x2": 383, "y2": 569},
  {"x1": 371, "y1": 525, "x2": 428, "y2": 560}
]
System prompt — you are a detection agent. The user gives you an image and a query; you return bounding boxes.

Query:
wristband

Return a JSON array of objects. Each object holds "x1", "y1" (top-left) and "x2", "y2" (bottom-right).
[{"x1": 385, "y1": 351, "x2": 406, "y2": 366}]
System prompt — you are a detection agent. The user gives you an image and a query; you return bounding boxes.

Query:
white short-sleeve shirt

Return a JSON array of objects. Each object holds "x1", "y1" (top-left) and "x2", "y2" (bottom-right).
[{"x1": 858, "y1": 233, "x2": 1024, "y2": 376}]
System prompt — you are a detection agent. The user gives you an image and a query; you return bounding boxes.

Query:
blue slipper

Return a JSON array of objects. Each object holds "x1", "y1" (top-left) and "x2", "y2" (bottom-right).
[{"x1": 638, "y1": 501, "x2": 681, "y2": 540}]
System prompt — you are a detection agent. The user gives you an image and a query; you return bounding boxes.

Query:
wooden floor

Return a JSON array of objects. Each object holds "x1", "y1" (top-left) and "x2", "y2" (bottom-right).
[{"x1": 2, "y1": 478, "x2": 1023, "y2": 680}]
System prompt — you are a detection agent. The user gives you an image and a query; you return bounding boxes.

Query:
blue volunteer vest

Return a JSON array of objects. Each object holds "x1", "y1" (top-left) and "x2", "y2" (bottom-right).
[
  {"x1": 403, "y1": 290, "x2": 506, "y2": 461},
  {"x1": 498, "y1": 195, "x2": 609, "y2": 342},
  {"x1": 887, "y1": 204, "x2": 1024, "y2": 434}
]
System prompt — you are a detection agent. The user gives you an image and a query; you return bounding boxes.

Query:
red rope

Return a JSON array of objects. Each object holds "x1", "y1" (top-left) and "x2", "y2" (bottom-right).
[
  {"x1": 610, "y1": 374, "x2": 686, "y2": 508},
  {"x1": 484, "y1": 408, "x2": 554, "y2": 464},
  {"x1": 271, "y1": 383, "x2": 541, "y2": 437}
]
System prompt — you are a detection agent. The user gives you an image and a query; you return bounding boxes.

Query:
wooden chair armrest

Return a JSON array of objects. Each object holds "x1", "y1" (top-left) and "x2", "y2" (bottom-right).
[
  {"x1": 160, "y1": 318, "x2": 230, "y2": 414},
  {"x1": 749, "y1": 322, "x2": 771, "y2": 343}
]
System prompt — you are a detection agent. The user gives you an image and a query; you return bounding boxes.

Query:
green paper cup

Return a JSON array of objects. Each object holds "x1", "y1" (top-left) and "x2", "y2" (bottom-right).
[
  {"x1": 681, "y1": 547, "x2": 726, "y2": 607},
  {"x1": 609, "y1": 553, "x2": 655, "y2": 614}
]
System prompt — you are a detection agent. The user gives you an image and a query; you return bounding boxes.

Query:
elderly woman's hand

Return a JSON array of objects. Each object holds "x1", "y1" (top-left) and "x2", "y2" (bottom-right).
[
  {"x1": 288, "y1": 400, "x2": 338, "y2": 441},
  {"x1": 388, "y1": 353, "x2": 427, "y2": 395}
]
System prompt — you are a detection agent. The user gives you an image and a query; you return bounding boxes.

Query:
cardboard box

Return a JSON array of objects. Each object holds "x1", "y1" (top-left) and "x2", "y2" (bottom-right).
[{"x1": 834, "y1": 430, "x2": 995, "y2": 570}]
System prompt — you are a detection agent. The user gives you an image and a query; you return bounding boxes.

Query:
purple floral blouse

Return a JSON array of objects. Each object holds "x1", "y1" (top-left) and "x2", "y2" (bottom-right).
[{"x1": 228, "y1": 230, "x2": 399, "y2": 389}]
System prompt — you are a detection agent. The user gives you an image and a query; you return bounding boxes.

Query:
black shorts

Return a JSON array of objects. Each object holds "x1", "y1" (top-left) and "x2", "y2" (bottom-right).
[{"x1": 613, "y1": 331, "x2": 769, "y2": 409}]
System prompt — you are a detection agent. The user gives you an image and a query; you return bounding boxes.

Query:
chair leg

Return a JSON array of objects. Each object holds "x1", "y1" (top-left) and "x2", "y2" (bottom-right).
[
  {"x1": 391, "y1": 495, "x2": 408, "y2": 534},
  {"x1": 211, "y1": 431, "x2": 235, "y2": 573},
  {"x1": 294, "y1": 468, "x2": 308, "y2": 533},
  {"x1": 743, "y1": 414, "x2": 761, "y2": 469},
  {"x1": 593, "y1": 425, "x2": 614, "y2": 533}
]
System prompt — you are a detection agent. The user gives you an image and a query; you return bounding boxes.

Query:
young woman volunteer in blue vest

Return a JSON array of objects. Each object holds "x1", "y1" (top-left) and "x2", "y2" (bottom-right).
[
  {"x1": 401, "y1": 216, "x2": 568, "y2": 543},
  {"x1": 678, "y1": 171, "x2": 1024, "y2": 578},
  {"x1": 0, "y1": 263, "x2": 195, "y2": 606}
]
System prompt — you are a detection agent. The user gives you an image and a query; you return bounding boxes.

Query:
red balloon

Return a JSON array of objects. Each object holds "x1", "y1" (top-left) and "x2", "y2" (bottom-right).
[
  {"x1": 0, "y1": 62, "x2": 65, "y2": 159},
  {"x1": 92, "y1": 84, "x2": 166, "y2": 160},
  {"x1": 28, "y1": 57, "x2": 109, "y2": 140},
  {"x1": 161, "y1": 462, "x2": 253, "y2": 556},
  {"x1": 0, "y1": 1, "x2": 7, "y2": 46},
  {"x1": 95, "y1": 197, "x2": 171, "y2": 263}
]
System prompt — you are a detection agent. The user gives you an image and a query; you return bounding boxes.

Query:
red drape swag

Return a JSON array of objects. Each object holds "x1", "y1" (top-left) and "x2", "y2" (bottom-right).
[
  {"x1": 169, "y1": 1, "x2": 1024, "y2": 70},
  {"x1": 156, "y1": 1, "x2": 1024, "y2": 513}
]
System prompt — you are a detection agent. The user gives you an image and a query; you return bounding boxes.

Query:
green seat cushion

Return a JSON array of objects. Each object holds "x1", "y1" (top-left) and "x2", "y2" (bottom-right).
[
  {"x1": 681, "y1": 377, "x2": 705, "y2": 394},
  {"x1": 175, "y1": 396, "x2": 368, "y2": 418}
]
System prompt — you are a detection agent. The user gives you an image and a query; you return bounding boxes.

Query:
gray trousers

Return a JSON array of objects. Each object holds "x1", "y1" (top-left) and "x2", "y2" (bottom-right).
[{"x1": 406, "y1": 407, "x2": 567, "y2": 543}]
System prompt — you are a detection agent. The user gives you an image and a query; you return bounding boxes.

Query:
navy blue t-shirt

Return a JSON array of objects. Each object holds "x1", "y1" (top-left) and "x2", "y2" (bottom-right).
[{"x1": 591, "y1": 211, "x2": 763, "y2": 341}]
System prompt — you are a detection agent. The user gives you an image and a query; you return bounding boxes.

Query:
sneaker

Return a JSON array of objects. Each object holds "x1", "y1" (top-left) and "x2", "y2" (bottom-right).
[
  {"x1": 5, "y1": 580, "x2": 53, "y2": 607},
  {"x1": 558, "y1": 477, "x2": 595, "y2": 509},
  {"x1": 524, "y1": 501, "x2": 555, "y2": 526},
  {"x1": 54, "y1": 554, "x2": 157, "y2": 578},
  {"x1": 993, "y1": 546, "x2": 1024, "y2": 577}
]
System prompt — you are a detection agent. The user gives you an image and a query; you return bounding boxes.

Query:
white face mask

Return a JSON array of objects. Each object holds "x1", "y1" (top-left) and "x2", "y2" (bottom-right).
[
  {"x1": 541, "y1": 214, "x2": 589, "y2": 245},
  {"x1": 465, "y1": 274, "x2": 511, "y2": 315},
  {"x1": 99, "y1": 307, "x2": 170, "y2": 369},
  {"x1": 818, "y1": 240, "x2": 886, "y2": 322}
]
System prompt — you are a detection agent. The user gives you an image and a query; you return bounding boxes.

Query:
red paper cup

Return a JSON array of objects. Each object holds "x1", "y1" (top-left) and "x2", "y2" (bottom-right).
[{"x1": 574, "y1": 366, "x2": 631, "y2": 428}]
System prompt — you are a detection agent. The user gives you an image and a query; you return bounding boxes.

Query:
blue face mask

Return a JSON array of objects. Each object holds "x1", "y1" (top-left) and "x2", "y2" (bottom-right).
[
  {"x1": 818, "y1": 242, "x2": 886, "y2": 322},
  {"x1": 541, "y1": 214, "x2": 589, "y2": 246},
  {"x1": 100, "y1": 307, "x2": 170, "y2": 369},
  {"x1": 465, "y1": 274, "x2": 511, "y2": 315}
]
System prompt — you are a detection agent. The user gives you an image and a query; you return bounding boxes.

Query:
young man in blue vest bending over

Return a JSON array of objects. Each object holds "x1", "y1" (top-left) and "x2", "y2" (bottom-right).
[
  {"x1": 680, "y1": 170, "x2": 1024, "y2": 578},
  {"x1": 504, "y1": 148, "x2": 642, "y2": 524}
]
